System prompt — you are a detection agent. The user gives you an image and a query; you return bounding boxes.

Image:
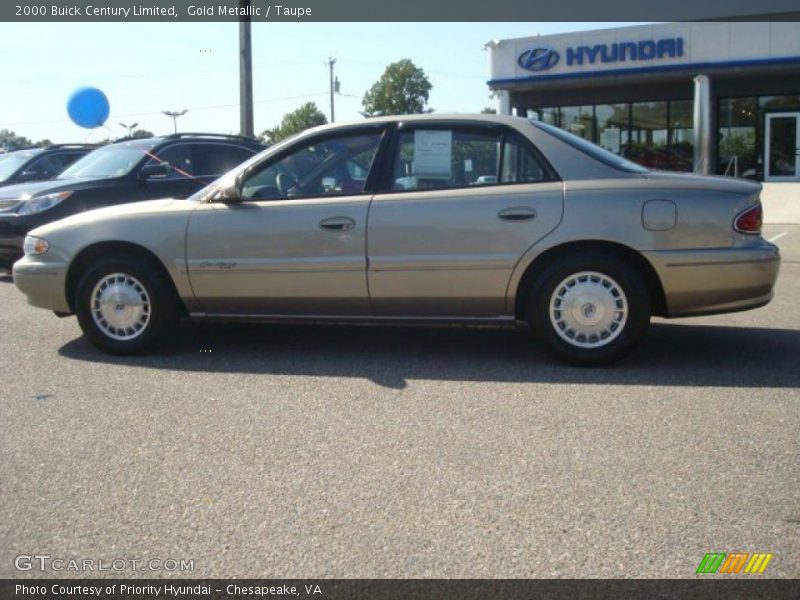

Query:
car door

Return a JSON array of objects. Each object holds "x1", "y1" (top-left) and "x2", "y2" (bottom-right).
[
  {"x1": 367, "y1": 122, "x2": 564, "y2": 317},
  {"x1": 185, "y1": 128, "x2": 386, "y2": 316}
]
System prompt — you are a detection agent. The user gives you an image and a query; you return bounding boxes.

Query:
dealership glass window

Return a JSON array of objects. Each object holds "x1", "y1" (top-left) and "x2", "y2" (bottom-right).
[
  {"x1": 530, "y1": 107, "x2": 560, "y2": 126},
  {"x1": 758, "y1": 95, "x2": 800, "y2": 110},
  {"x1": 718, "y1": 97, "x2": 758, "y2": 179},
  {"x1": 667, "y1": 100, "x2": 694, "y2": 172},
  {"x1": 560, "y1": 105, "x2": 595, "y2": 141},
  {"x1": 595, "y1": 103, "x2": 629, "y2": 155},
  {"x1": 628, "y1": 102, "x2": 669, "y2": 169}
]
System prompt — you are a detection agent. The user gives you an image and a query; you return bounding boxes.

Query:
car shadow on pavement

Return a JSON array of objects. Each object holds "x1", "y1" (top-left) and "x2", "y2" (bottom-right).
[{"x1": 58, "y1": 321, "x2": 800, "y2": 389}]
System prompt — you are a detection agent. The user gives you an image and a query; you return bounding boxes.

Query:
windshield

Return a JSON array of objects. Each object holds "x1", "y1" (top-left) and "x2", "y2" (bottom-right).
[
  {"x1": 57, "y1": 145, "x2": 147, "y2": 179},
  {"x1": 0, "y1": 152, "x2": 35, "y2": 182},
  {"x1": 531, "y1": 120, "x2": 648, "y2": 174}
]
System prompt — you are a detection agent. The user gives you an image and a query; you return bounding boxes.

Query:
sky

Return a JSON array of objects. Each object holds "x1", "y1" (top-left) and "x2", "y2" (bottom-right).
[{"x1": 0, "y1": 22, "x2": 645, "y2": 143}]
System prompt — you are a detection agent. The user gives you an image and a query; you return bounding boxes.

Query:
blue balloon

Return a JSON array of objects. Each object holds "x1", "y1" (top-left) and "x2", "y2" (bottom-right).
[{"x1": 67, "y1": 87, "x2": 110, "y2": 129}]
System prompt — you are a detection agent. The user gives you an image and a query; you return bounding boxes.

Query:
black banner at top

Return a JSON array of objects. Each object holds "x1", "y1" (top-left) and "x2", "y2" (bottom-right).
[{"x1": 3, "y1": 0, "x2": 800, "y2": 22}]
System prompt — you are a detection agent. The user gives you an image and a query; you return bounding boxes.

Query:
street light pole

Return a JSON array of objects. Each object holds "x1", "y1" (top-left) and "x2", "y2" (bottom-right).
[
  {"x1": 239, "y1": 0, "x2": 254, "y2": 137},
  {"x1": 119, "y1": 122, "x2": 138, "y2": 137},
  {"x1": 162, "y1": 110, "x2": 188, "y2": 134}
]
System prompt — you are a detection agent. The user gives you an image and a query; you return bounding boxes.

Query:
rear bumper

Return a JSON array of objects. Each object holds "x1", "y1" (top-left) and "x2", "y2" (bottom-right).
[
  {"x1": 644, "y1": 241, "x2": 780, "y2": 318},
  {"x1": 12, "y1": 256, "x2": 71, "y2": 313}
]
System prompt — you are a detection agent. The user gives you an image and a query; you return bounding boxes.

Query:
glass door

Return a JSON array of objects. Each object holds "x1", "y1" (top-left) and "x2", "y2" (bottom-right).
[{"x1": 765, "y1": 112, "x2": 800, "y2": 181}]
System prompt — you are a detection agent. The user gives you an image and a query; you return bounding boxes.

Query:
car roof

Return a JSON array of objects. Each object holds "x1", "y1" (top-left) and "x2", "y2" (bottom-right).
[
  {"x1": 288, "y1": 113, "x2": 533, "y2": 142},
  {"x1": 112, "y1": 133, "x2": 264, "y2": 149},
  {"x1": 2, "y1": 148, "x2": 44, "y2": 157},
  {"x1": 320, "y1": 112, "x2": 527, "y2": 129},
  {"x1": 1, "y1": 144, "x2": 97, "y2": 157}
]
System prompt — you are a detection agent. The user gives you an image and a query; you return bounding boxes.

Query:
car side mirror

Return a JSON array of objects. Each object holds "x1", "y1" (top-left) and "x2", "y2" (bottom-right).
[
  {"x1": 216, "y1": 174, "x2": 243, "y2": 203},
  {"x1": 138, "y1": 162, "x2": 170, "y2": 180},
  {"x1": 18, "y1": 169, "x2": 44, "y2": 182}
]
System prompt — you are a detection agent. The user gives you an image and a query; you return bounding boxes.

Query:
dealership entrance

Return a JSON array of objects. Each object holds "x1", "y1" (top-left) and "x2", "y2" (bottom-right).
[{"x1": 765, "y1": 112, "x2": 800, "y2": 181}]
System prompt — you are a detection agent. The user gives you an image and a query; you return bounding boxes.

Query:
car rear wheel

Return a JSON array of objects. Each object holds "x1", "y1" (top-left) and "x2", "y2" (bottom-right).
[
  {"x1": 75, "y1": 256, "x2": 176, "y2": 354},
  {"x1": 528, "y1": 253, "x2": 651, "y2": 366}
]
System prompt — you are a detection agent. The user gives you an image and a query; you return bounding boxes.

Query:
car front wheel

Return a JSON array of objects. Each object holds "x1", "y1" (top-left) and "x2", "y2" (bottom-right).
[
  {"x1": 528, "y1": 253, "x2": 651, "y2": 366},
  {"x1": 75, "y1": 256, "x2": 176, "y2": 354}
]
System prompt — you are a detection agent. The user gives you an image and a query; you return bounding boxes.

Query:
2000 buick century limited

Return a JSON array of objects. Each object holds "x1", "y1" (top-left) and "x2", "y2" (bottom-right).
[{"x1": 12, "y1": 114, "x2": 780, "y2": 365}]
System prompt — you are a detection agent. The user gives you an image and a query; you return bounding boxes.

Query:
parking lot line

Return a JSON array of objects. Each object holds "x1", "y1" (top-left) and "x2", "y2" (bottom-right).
[{"x1": 768, "y1": 232, "x2": 789, "y2": 243}]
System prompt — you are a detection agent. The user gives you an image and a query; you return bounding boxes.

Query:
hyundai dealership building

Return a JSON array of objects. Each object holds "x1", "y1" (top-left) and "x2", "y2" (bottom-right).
[{"x1": 487, "y1": 22, "x2": 800, "y2": 188}]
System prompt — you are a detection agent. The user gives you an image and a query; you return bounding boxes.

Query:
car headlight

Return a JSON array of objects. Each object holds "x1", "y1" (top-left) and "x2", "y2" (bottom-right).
[
  {"x1": 16, "y1": 191, "x2": 73, "y2": 216},
  {"x1": 23, "y1": 235, "x2": 49, "y2": 256}
]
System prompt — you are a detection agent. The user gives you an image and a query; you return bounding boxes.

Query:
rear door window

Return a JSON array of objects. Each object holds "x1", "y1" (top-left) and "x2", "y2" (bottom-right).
[{"x1": 390, "y1": 126, "x2": 550, "y2": 191}]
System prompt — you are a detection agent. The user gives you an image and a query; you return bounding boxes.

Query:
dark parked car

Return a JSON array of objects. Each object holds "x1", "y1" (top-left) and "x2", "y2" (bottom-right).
[
  {"x1": 0, "y1": 133, "x2": 265, "y2": 269},
  {"x1": 0, "y1": 144, "x2": 97, "y2": 187}
]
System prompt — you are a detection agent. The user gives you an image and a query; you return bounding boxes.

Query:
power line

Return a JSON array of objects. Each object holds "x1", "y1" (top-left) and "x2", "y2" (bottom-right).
[
  {"x1": 0, "y1": 60, "x2": 324, "y2": 87},
  {"x1": 0, "y1": 92, "x2": 330, "y2": 128}
]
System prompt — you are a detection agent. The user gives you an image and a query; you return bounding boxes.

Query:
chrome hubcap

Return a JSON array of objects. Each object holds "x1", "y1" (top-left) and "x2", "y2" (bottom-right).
[
  {"x1": 549, "y1": 271, "x2": 628, "y2": 348},
  {"x1": 91, "y1": 273, "x2": 151, "y2": 341}
]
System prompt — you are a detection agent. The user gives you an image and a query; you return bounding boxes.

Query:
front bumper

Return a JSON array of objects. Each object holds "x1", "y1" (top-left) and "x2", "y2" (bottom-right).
[
  {"x1": 644, "y1": 240, "x2": 781, "y2": 318},
  {"x1": 12, "y1": 256, "x2": 71, "y2": 313},
  {"x1": 0, "y1": 235, "x2": 24, "y2": 266},
  {"x1": 0, "y1": 212, "x2": 51, "y2": 265}
]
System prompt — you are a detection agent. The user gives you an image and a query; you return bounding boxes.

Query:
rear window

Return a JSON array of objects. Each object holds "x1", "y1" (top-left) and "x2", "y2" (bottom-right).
[{"x1": 531, "y1": 120, "x2": 648, "y2": 174}]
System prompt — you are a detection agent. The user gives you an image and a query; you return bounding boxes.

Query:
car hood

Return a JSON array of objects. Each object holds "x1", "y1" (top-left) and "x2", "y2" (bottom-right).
[
  {"x1": 643, "y1": 170, "x2": 762, "y2": 195},
  {"x1": 0, "y1": 179, "x2": 74, "y2": 199},
  {"x1": 0, "y1": 176, "x2": 129, "y2": 200}
]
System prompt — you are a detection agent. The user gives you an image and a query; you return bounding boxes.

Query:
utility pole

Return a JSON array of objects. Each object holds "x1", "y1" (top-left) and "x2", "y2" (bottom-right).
[
  {"x1": 162, "y1": 110, "x2": 188, "y2": 134},
  {"x1": 327, "y1": 57, "x2": 336, "y2": 123},
  {"x1": 239, "y1": 0, "x2": 254, "y2": 137}
]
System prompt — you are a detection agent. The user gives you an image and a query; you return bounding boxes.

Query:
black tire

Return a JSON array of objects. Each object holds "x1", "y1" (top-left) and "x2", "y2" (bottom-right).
[
  {"x1": 527, "y1": 252, "x2": 651, "y2": 366},
  {"x1": 74, "y1": 256, "x2": 177, "y2": 355}
]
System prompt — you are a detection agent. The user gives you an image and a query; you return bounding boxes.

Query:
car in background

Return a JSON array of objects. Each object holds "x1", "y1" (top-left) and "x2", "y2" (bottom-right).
[
  {"x1": 0, "y1": 133, "x2": 265, "y2": 269},
  {"x1": 12, "y1": 115, "x2": 780, "y2": 365},
  {"x1": 0, "y1": 144, "x2": 97, "y2": 187}
]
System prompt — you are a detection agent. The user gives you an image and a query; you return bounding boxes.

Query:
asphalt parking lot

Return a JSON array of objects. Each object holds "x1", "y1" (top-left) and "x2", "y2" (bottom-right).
[{"x1": 0, "y1": 225, "x2": 798, "y2": 579}]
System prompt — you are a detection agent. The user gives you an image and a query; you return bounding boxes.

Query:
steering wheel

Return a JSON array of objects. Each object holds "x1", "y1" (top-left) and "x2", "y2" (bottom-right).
[{"x1": 276, "y1": 172, "x2": 298, "y2": 197}]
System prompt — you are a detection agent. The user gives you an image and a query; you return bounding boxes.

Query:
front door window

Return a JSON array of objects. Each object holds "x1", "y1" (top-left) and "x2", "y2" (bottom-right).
[{"x1": 241, "y1": 133, "x2": 382, "y2": 200}]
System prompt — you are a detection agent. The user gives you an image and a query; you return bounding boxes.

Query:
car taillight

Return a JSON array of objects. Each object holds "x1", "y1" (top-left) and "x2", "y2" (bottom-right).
[{"x1": 734, "y1": 204, "x2": 762, "y2": 235}]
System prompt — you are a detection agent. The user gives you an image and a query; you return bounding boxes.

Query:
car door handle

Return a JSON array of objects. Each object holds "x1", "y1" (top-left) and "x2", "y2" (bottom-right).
[
  {"x1": 319, "y1": 216, "x2": 356, "y2": 231},
  {"x1": 498, "y1": 207, "x2": 537, "y2": 221}
]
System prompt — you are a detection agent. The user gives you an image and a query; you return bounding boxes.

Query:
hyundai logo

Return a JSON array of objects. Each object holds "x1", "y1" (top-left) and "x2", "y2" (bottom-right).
[{"x1": 517, "y1": 47, "x2": 560, "y2": 72}]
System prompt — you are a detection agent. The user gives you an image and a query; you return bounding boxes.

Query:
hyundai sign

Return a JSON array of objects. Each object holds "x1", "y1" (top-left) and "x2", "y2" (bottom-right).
[
  {"x1": 517, "y1": 47, "x2": 560, "y2": 72},
  {"x1": 518, "y1": 37, "x2": 685, "y2": 73}
]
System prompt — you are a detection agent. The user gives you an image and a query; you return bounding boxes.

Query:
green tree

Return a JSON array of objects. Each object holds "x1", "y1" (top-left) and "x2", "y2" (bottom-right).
[
  {"x1": 261, "y1": 102, "x2": 328, "y2": 144},
  {"x1": 131, "y1": 129, "x2": 154, "y2": 139},
  {"x1": 481, "y1": 107, "x2": 497, "y2": 114},
  {"x1": 362, "y1": 59, "x2": 432, "y2": 116},
  {"x1": 0, "y1": 129, "x2": 33, "y2": 151}
]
